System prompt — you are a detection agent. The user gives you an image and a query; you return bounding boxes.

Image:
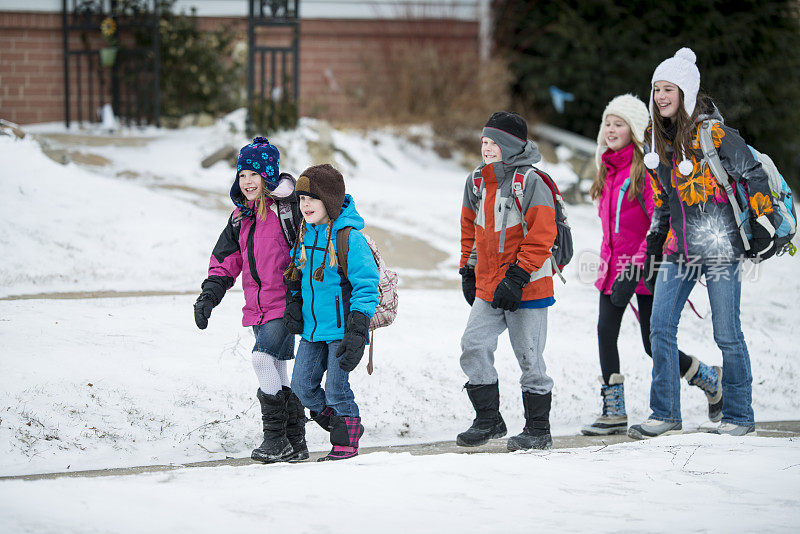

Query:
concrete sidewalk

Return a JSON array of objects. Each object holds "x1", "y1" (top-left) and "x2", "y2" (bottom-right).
[{"x1": 3, "y1": 420, "x2": 797, "y2": 482}]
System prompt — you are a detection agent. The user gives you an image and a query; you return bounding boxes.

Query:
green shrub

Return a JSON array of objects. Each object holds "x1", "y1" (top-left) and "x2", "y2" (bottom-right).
[
  {"x1": 135, "y1": 0, "x2": 245, "y2": 118},
  {"x1": 249, "y1": 96, "x2": 298, "y2": 135},
  {"x1": 494, "y1": 0, "x2": 800, "y2": 191}
]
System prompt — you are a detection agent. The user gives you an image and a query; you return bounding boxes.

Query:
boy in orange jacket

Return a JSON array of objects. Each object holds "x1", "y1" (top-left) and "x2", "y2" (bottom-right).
[{"x1": 458, "y1": 111, "x2": 557, "y2": 450}]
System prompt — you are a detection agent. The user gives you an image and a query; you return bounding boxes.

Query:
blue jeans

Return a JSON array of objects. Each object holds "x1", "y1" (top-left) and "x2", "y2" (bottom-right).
[
  {"x1": 252, "y1": 318, "x2": 295, "y2": 360},
  {"x1": 649, "y1": 261, "x2": 754, "y2": 425},
  {"x1": 290, "y1": 338, "x2": 359, "y2": 417}
]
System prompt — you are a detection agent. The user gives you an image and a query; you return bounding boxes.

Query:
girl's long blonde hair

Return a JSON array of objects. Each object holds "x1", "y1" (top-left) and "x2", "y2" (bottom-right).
[
  {"x1": 589, "y1": 137, "x2": 647, "y2": 202},
  {"x1": 255, "y1": 185, "x2": 270, "y2": 220},
  {"x1": 283, "y1": 220, "x2": 338, "y2": 283}
]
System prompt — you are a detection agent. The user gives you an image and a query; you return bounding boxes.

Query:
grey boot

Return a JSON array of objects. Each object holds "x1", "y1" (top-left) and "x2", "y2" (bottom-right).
[
  {"x1": 684, "y1": 357, "x2": 723, "y2": 422},
  {"x1": 456, "y1": 382, "x2": 507, "y2": 447},
  {"x1": 251, "y1": 389, "x2": 294, "y2": 463},
  {"x1": 507, "y1": 390, "x2": 553, "y2": 451},
  {"x1": 628, "y1": 418, "x2": 682, "y2": 440},
  {"x1": 710, "y1": 422, "x2": 755, "y2": 436},
  {"x1": 581, "y1": 373, "x2": 627, "y2": 436}
]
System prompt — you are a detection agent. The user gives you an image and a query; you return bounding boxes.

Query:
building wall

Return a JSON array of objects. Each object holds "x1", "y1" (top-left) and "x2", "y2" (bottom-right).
[
  {"x1": 0, "y1": 12, "x2": 63, "y2": 124},
  {"x1": 0, "y1": 11, "x2": 479, "y2": 125}
]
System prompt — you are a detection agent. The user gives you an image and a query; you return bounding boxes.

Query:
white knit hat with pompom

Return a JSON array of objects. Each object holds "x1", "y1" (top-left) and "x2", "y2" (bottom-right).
[
  {"x1": 644, "y1": 47, "x2": 700, "y2": 175},
  {"x1": 595, "y1": 94, "x2": 649, "y2": 171}
]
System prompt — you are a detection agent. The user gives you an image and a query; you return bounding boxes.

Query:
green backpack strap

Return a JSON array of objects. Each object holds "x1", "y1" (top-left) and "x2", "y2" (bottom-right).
[{"x1": 336, "y1": 226, "x2": 353, "y2": 278}]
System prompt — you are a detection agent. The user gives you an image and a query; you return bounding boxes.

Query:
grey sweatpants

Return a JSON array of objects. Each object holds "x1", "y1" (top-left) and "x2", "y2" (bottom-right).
[{"x1": 460, "y1": 298, "x2": 553, "y2": 395}]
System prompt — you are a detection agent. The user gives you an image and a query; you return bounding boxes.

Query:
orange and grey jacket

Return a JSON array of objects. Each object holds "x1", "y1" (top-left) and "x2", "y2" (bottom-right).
[{"x1": 460, "y1": 141, "x2": 557, "y2": 302}]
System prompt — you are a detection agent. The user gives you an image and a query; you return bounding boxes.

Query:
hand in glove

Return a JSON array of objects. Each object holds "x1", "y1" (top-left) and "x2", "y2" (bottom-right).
[
  {"x1": 459, "y1": 266, "x2": 476, "y2": 306},
  {"x1": 491, "y1": 263, "x2": 530, "y2": 312},
  {"x1": 194, "y1": 293, "x2": 215, "y2": 329},
  {"x1": 193, "y1": 277, "x2": 228, "y2": 330},
  {"x1": 336, "y1": 311, "x2": 370, "y2": 372},
  {"x1": 643, "y1": 232, "x2": 667, "y2": 294},
  {"x1": 283, "y1": 277, "x2": 304, "y2": 334},
  {"x1": 748, "y1": 215, "x2": 776, "y2": 261},
  {"x1": 610, "y1": 263, "x2": 642, "y2": 307}
]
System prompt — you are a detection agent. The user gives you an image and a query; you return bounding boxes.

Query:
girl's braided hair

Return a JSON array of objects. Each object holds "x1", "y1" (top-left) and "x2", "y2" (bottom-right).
[{"x1": 283, "y1": 220, "x2": 338, "y2": 283}]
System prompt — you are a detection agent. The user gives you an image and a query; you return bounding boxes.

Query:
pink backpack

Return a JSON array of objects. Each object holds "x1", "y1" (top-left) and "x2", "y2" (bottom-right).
[{"x1": 336, "y1": 227, "x2": 399, "y2": 374}]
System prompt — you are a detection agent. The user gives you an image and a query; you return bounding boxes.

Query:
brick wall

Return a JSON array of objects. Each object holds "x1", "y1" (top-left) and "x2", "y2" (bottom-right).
[
  {"x1": 0, "y1": 12, "x2": 64, "y2": 124},
  {"x1": 0, "y1": 11, "x2": 478, "y2": 125}
]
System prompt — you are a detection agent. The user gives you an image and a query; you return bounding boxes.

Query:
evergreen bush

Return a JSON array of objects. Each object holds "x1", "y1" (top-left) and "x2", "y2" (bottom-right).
[
  {"x1": 494, "y1": 0, "x2": 800, "y2": 190},
  {"x1": 135, "y1": 0, "x2": 245, "y2": 118}
]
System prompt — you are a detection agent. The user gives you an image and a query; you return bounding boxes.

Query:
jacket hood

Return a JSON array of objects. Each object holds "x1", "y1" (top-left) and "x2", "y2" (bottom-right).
[
  {"x1": 505, "y1": 140, "x2": 541, "y2": 167},
  {"x1": 330, "y1": 194, "x2": 365, "y2": 232},
  {"x1": 487, "y1": 140, "x2": 542, "y2": 178},
  {"x1": 230, "y1": 172, "x2": 297, "y2": 215}
]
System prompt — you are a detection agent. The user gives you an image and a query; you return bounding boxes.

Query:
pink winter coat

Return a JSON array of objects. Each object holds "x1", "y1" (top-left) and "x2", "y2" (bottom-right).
[
  {"x1": 208, "y1": 198, "x2": 291, "y2": 326},
  {"x1": 595, "y1": 143, "x2": 655, "y2": 295}
]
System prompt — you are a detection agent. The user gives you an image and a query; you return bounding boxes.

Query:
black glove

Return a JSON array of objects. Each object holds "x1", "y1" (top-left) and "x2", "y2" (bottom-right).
[
  {"x1": 610, "y1": 263, "x2": 642, "y2": 307},
  {"x1": 193, "y1": 277, "x2": 229, "y2": 330},
  {"x1": 748, "y1": 215, "x2": 776, "y2": 261},
  {"x1": 491, "y1": 263, "x2": 530, "y2": 312},
  {"x1": 643, "y1": 232, "x2": 667, "y2": 294},
  {"x1": 336, "y1": 311, "x2": 370, "y2": 372},
  {"x1": 283, "y1": 277, "x2": 304, "y2": 334},
  {"x1": 459, "y1": 266, "x2": 476, "y2": 306},
  {"x1": 193, "y1": 293, "x2": 215, "y2": 329}
]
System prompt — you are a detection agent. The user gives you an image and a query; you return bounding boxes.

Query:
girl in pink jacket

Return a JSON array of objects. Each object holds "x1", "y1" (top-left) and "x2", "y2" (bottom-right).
[
  {"x1": 193, "y1": 137, "x2": 308, "y2": 463},
  {"x1": 582, "y1": 95, "x2": 721, "y2": 436}
]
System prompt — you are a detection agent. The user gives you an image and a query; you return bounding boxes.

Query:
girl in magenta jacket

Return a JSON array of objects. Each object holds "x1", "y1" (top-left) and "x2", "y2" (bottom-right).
[
  {"x1": 582, "y1": 95, "x2": 722, "y2": 436},
  {"x1": 193, "y1": 137, "x2": 308, "y2": 463}
]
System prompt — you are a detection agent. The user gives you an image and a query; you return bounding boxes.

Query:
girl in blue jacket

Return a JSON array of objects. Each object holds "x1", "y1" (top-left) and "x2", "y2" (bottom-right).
[{"x1": 283, "y1": 164, "x2": 379, "y2": 461}]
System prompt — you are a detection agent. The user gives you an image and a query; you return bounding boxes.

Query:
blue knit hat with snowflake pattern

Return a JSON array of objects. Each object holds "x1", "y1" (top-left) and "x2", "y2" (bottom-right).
[
  {"x1": 230, "y1": 137, "x2": 281, "y2": 217},
  {"x1": 236, "y1": 136, "x2": 280, "y2": 190}
]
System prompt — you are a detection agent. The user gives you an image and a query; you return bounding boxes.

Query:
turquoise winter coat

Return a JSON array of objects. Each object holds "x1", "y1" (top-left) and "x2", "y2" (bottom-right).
[{"x1": 292, "y1": 195, "x2": 379, "y2": 342}]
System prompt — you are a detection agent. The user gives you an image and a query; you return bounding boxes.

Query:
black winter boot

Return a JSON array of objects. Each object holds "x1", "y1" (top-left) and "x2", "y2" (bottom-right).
[
  {"x1": 456, "y1": 382, "x2": 507, "y2": 447},
  {"x1": 310, "y1": 406, "x2": 334, "y2": 431},
  {"x1": 507, "y1": 391, "x2": 553, "y2": 451},
  {"x1": 251, "y1": 389, "x2": 294, "y2": 463},
  {"x1": 283, "y1": 387, "x2": 309, "y2": 461}
]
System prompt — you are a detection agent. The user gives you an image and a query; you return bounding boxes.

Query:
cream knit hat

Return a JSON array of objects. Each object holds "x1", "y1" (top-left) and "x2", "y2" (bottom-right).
[
  {"x1": 595, "y1": 94, "x2": 649, "y2": 170},
  {"x1": 644, "y1": 47, "x2": 701, "y2": 175}
]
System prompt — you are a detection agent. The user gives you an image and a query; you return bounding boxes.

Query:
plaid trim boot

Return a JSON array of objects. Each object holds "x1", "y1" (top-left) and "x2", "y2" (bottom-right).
[
  {"x1": 318, "y1": 415, "x2": 364, "y2": 461},
  {"x1": 684, "y1": 356, "x2": 723, "y2": 423},
  {"x1": 310, "y1": 406, "x2": 334, "y2": 431},
  {"x1": 283, "y1": 387, "x2": 309, "y2": 461},
  {"x1": 251, "y1": 389, "x2": 294, "y2": 463},
  {"x1": 581, "y1": 374, "x2": 627, "y2": 436}
]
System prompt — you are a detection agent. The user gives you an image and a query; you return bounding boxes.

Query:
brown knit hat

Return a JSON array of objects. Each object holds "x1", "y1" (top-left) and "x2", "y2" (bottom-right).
[{"x1": 295, "y1": 164, "x2": 346, "y2": 220}]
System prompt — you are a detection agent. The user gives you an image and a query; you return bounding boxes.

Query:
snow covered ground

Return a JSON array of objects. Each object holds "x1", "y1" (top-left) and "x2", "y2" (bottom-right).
[
  {"x1": 2, "y1": 435, "x2": 799, "y2": 533},
  {"x1": 1, "y1": 112, "x2": 799, "y2": 532}
]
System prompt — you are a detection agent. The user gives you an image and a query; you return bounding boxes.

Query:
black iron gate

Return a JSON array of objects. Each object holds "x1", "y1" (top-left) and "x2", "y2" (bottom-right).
[
  {"x1": 62, "y1": 0, "x2": 160, "y2": 128},
  {"x1": 247, "y1": 0, "x2": 300, "y2": 136}
]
